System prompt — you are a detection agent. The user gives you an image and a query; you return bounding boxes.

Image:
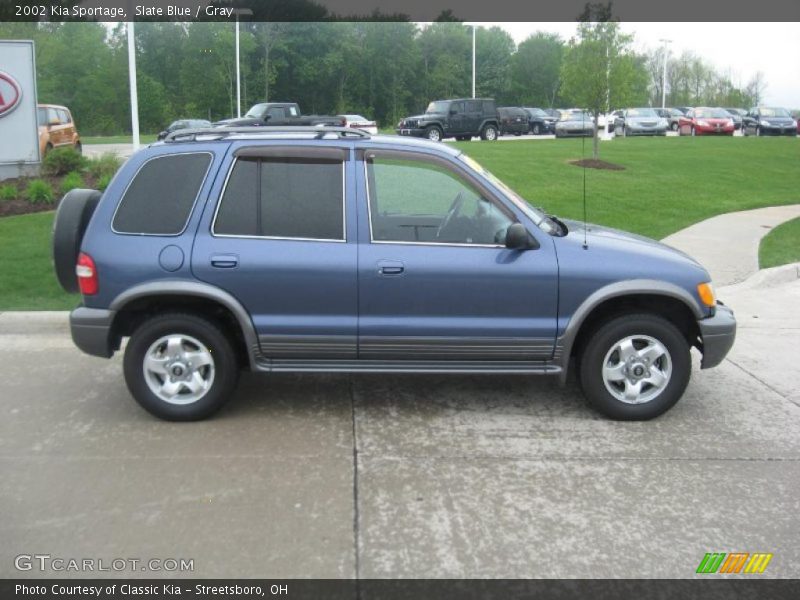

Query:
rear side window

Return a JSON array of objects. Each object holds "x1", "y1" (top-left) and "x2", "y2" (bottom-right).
[
  {"x1": 214, "y1": 153, "x2": 344, "y2": 241},
  {"x1": 112, "y1": 153, "x2": 212, "y2": 235}
]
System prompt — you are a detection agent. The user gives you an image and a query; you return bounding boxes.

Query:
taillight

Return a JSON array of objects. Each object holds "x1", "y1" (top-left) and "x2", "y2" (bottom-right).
[{"x1": 76, "y1": 252, "x2": 98, "y2": 295}]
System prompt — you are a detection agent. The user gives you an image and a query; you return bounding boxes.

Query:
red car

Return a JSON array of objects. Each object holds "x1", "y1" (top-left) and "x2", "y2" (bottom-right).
[{"x1": 678, "y1": 107, "x2": 735, "y2": 136}]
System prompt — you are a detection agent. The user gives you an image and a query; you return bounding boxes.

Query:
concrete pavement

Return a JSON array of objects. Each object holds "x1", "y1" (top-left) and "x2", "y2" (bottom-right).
[
  {"x1": 662, "y1": 204, "x2": 800, "y2": 286},
  {"x1": 2, "y1": 208, "x2": 800, "y2": 579}
]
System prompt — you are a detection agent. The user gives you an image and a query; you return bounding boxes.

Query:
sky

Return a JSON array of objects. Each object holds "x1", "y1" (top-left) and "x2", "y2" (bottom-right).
[{"x1": 480, "y1": 22, "x2": 800, "y2": 108}]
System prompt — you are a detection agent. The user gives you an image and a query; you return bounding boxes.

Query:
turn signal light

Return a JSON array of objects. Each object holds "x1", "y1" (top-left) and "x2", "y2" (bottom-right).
[
  {"x1": 76, "y1": 252, "x2": 98, "y2": 295},
  {"x1": 697, "y1": 282, "x2": 716, "y2": 307}
]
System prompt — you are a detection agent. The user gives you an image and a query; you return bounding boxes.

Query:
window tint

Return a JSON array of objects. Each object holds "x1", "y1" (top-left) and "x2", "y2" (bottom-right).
[
  {"x1": 266, "y1": 107, "x2": 285, "y2": 119},
  {"x1": 113, "y1": 153, "x2": 211, "y2": 235},
  {"x1": 57, "y1": 109, "x2": 70, "y2": 123},
  {"x1": 214, "y1": 156, "x2": 344, "y2": 241},
  {"x1": 450, "y1": 101, "x2": 465, "y2": 114},
  {"x1": 47, "y1": 108, "x2": 59, "y2": 124},
  {"x1": 367, "y1": 156, "x2": 513, "y2": 246},
  {"x1": 466, "y1": 100, "x2": 481, "y2": 112}
]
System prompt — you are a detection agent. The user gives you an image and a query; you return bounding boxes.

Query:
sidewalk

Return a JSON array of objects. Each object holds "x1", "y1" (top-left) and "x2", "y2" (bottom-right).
[{"x1": 661, "y1": 204, "x2": 800, "y2": 286}]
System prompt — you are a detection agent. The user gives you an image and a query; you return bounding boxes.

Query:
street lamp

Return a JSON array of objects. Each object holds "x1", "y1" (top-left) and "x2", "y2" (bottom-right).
[
  {"x1": 659, "y1": 38, "x2": 672, "y2": 109},
  {"x1": 124, "y1": 0, "x2": 140, "y2": 152},
  {"x1": 472, "y1": 25, "x2": 476, "y2": 99},
  {"x1": 232, "y1": 8, "x2": 253, "y2": 118}
]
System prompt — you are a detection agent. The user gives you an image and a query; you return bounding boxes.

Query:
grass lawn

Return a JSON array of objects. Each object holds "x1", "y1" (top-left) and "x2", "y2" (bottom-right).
[
  {"x1": 0, "y1": 212, "x2": 79, "y2": 310},
  {"x1": 82, "y1": 134, "x2": 158, "y2": 145},
  {"x1": 759, "y1": 217, "x2": 800, "y2": 269},
  {"x1": 0, "y1": 136, "x2": 798, "y2": 310}
]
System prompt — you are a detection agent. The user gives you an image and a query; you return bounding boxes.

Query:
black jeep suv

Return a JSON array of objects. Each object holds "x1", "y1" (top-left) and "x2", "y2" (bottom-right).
[{"x1": 397, "y1": 98, "x2": 500, "y2": 142}]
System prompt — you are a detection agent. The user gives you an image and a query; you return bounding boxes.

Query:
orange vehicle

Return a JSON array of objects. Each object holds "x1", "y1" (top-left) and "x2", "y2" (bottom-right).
[{"x1": 37, "y1": 104, "x2": 81, "y2": 156}]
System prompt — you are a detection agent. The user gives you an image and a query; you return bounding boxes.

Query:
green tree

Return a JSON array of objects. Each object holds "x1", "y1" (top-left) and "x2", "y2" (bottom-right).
[
  {"x1": 511, "y1": 32, "x2": 564, "y2": 107},
  {"x1": 561, "y1": 21, "x2": 642, "y2": 159}
]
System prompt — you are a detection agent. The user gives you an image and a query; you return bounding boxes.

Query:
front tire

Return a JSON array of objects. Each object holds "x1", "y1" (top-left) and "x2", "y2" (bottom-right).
[
  {"x1": 425, "y1": 126, "x2": 443, "y2": 142},
  {"x1": 123, "y1": 313, "x2": 239, "y2": 421},
  {"x1": 532, "y1": 123, "x2": 541, "y2": 135},
  {"x1": 578, "y1": 314, "x2": 691, "y2": 420},
  {"x1": 480, "y1": 124, "x2": 498, "y2": 141}
]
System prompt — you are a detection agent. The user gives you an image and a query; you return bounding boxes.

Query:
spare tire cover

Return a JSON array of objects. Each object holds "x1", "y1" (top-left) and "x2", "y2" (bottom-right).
[{"x1": 52, "y1": 189, "x2": 102, "y2": 294}]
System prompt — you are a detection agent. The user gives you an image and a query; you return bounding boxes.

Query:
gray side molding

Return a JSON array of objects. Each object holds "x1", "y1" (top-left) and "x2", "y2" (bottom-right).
[
  {"x1": 110, "y1": 280, "x2": 260, "y2": 369},
  {"x1": 555, "y1": 279, "x2": 703, "y2": 383}
]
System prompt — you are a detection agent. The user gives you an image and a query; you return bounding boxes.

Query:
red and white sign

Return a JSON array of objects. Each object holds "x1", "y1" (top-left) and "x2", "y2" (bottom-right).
[{"x1": 0, "y1": 70, "x2": 23, "y2": 118}]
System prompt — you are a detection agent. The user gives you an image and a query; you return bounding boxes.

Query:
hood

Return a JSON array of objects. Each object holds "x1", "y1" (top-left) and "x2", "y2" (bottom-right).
[
  {"x1": 628, "y1": 116, "x2": 661, "y2": 123},
  {"x1": 561, "y1": 219, "x2": 705, "y2": 271},
  {"x1": 761, "y1": 115, "x2": 794, "y2": 122},
  {"x1": 215, "y1": 117, "x2": 261, "y2": 127},
  {"x1": 405, "y1": 113, "x2": 442, "y2": 121}
]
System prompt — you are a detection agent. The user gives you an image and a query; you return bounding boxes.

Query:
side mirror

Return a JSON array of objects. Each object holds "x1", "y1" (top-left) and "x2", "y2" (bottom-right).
[
  {"x1": 158, "y1": 130, "x2": 168, "y2": 140},
  {"x1": 505, "y1": 223, "x2": 534, "y2": 250}
]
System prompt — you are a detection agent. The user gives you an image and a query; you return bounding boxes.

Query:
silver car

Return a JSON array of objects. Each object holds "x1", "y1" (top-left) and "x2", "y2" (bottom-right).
[
  {"x1": 554, "y1": 110, "x2": 594, "y2": 137},
  {"x1": 614, "y1": 108, "x2": 668, "y2": 136}
]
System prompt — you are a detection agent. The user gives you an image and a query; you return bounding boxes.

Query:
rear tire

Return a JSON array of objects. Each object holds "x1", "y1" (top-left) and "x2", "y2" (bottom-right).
[
  {"x1": 578, "y1": 314, "x2": 691, "y2": 420},
  {"x1": 480, "y1": 124, "x2": 498, "y2": 141},
  {"x1": 123, "y1": 313, "x2": 239, "y2": 421}
]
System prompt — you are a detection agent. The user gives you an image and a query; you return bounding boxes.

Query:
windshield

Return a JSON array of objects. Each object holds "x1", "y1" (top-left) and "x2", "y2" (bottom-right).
[
  {"x1": 426, "y1": 101, "x2": 449, "y2": 114},
  {"x1": 244, "y1": 104, "x2": 268, "y2": 119},
  {"x1": 695, "y1": 108, "x2": 730, "y2": 118},
  {"x1": 627, "y1": 108, "x2": 657, "y2": 117},
  {"x1": 760, "y1": 107, "x2": 790, "y2": 118},
  {"x1": 457, "y1": 153, "x2": 547, "y2": 228},
  {"x1": 564, "y1": 111, "x2": 590, "y2": 121}
]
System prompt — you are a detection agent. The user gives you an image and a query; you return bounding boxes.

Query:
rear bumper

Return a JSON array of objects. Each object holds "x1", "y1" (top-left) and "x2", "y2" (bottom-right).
[
  {"x1": 70, "y1": 307, "x2": 116, "y2": 358},
  {"x1": 697, "y1": 304, "x2": 736, "y2": 369}
]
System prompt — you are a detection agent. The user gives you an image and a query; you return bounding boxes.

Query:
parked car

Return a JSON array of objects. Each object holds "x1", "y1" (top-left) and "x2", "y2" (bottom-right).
[
  {"x1": 543, "y1": 108, "x2": 561, "y2": 120},
  {"x1": 678, "y1": 108, "x2": 735, "y2": 136},
  {"x1": 498, "y1": 107, "x2": 529, "y2": 136},
  {"x1": 554, "y1": 110, "x2": 594, "y2": 137},
  {"x1": 215, "y1": 102, "x2": 343, "y2": 128},
  {"x1": 614, "y1": 108, "x2": 669, "y2": 137},
  {"x1": 397, "y1": 98, "x2": 500, "y2": 142},
  {"x1": 742, "y1": 107, "x2": 798, "y2": 136},
  {"x1": 523, "y1": 108, "x2": 557, "y2": 135},
  {"x1": 655, "y1": 108, "x2": 684, "y2": 132},
  {"x1": 675, "y1": 107, "x2": 692, "y2": 115},
  {"x1": 338, "y1": 114, "x2": 378, "y2": 135},
  {"x1": 51, "y1": 125, "x2": 735, "y2": 422},
  {"x1": 720, "y1": 109, "x2": 743, "y2": 131},
  {"x1": 157, "y1": 119, "x2": 212, "y2": 141},
  {"x1": 37, "y1": 104, "x2": 81, "y2": 156}
]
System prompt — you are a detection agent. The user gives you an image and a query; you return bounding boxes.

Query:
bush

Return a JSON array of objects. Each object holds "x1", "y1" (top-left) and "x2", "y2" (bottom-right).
[
  {"x1": 96, "y1": 174, "x2": 112, "y2": 191},
  {"x1": 0, "y1": 183, "x2": 17, "y2": 201},
  {"x1": 87, "y1": 153, "x2": 122, "y2": 180},
  {"x1": 25, "y1": 180, "x2": 55, "y2": 204},
  {"x1": 60, "y1": 171, "x2": 85, "y2": 195},
  {"x1": 43, "y1": 147, "x2": 87, "y2": 176}
]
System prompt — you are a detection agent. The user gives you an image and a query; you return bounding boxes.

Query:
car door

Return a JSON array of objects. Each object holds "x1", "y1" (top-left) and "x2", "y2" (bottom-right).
[
  {"x1": 356, "y1": 148, "x2": 558, "y2": 362},
  {"x1": 465, "y1": 100, "x2": 483, "y2": 134},
  {"x1": 192, "y1": 143, "x2": 358, "y2": 362},
  {"x1": 265, "y1": 106, "x2": 288, "y2": 126},
  {"x1": 448, "y1": 101, "x2": 467, "y2": 135}
]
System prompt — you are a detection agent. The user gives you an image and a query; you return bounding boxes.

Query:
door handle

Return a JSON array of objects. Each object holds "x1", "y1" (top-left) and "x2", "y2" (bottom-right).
[
  {"x1": 210, "y1": 254, "x2": 238, "y2": 268},
  {"x1": 377, "y1": 260, "x2": 404, "y2": 276}
]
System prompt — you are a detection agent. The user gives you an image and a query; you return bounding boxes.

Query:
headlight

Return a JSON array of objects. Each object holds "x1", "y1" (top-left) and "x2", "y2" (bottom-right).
[
  {"x1": 761, "y1": 120, "x2": 771, "y2": 126},
  {"x1": 697, "y1": 120, "x2": 709, "y2": 127},
  {"x1": 697, "y1": 282, "x2": 716, "y2": 307},
  {"x1": 727, "y1": 119, "x2": 734, "y2": 126}
]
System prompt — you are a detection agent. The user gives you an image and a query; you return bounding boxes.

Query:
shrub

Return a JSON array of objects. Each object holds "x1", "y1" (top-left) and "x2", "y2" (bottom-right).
[
  {"x1": 25, "y1": 179, "x2": 55, "y2": 204},
  {"x1": 96, "y1": 174, "x2": 112, "y2": 191},
  {"x1": 43, "y1": 147, "x2": 87, "y2": 176},
  {"x1": 87, "y1": 153, "x2": 122, "y2": 180},
  {"x1": 0, "y1": 183, "x2": 17, "y2": 201},
  {"x1": 60, "y1": 171, "x2": 85, "y2": 195}
]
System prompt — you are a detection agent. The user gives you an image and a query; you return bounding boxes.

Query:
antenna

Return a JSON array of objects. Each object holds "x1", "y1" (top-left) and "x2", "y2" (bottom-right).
[{"x1": 581, "y1": 111, "x2": 589, "y2": 249}]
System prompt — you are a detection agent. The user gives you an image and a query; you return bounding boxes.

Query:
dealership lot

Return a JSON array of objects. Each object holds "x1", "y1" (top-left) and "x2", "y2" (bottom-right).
[{"x1": 2, "y1": 262, "x2": 799, "y2": 578}]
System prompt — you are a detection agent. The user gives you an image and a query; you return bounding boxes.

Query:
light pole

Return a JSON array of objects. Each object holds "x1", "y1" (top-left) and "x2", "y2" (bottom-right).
[
  {"x1": 659, "y1": 38, "x2": 672, "y2": 109},
  {"x1": 472, "y1": 25, "x2": 476, "y2": 99},
  {"x1": 232, "y1": 8, "x2": 253, "y2": 118},
  {"x1": 127, "y1": 20, "x2": 139, "y2": 152}
]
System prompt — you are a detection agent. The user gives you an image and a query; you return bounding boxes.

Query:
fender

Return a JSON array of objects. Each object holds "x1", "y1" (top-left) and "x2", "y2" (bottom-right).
[
  {"x1": 110, "y1": 280, "x2": 261, "y2": 369},
  {"x1": 554, "y1": 279, "x2": 704, "y2": 383}
]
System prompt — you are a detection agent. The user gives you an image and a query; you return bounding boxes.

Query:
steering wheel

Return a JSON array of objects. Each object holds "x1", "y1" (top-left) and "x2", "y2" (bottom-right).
[{"x1": 436, "y1": 192, "x2": 465, "y2": 240}]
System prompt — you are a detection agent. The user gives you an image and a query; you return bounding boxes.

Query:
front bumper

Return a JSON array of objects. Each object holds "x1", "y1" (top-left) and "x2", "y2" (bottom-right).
[
  {"x1": 396, "y1": 127, "x2": 428, "y2": 138},
  {"x1": 759, "y1": 125, "x2": 797, "y2": 136},
  {"x1": 627, "y1": 126, "x2": 668, "y2": 135},
  {"x1": 70, "y1": 307, "x2": 117, "y2": 358},
  {"x1": 696, "y1": 125, "x2": 734, "y2": 135},
  {"x1": 697, "y1": 303, "x2": 736, "y2": 369}
]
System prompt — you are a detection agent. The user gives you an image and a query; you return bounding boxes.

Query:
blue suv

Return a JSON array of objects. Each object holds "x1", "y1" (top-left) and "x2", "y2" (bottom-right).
[{"x1": 52, "y1": 126, "x2": 736, "y2": 421}]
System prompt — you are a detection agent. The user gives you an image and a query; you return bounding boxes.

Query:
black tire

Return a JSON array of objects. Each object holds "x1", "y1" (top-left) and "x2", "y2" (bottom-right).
[
  {"x1": 52, "y1": 188, "x2": 103, "y2": 293},
  {"x1": 532, "y1": 124, "x2": 541, "y2": 135},
  {"x1": 671, "y1": 122, "x2": 679, "y2": 131},
  {"x1": 74, "y1": 141, "x2": 82, "y2": 154},
  {"x1": 577, "y1": 313, "x2": 691, "y2": 421},
  {"x1": 426, "y1": 126, "x2": 443, "y2": 142},
  {"x1": 123, "y1": 313, "x2": 239, "y2": 421},
  {"x1": 480, "y1": 124, "x2": 498, "y2": 141}
]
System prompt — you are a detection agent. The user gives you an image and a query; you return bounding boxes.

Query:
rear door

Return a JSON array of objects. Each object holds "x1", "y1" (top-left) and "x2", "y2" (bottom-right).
[
  {"x1": 192, "y1": 143, "x2": 358, "y2": 362},
  {"x1": 448, "y1": 101, "x2": 467, "y2": 135}
]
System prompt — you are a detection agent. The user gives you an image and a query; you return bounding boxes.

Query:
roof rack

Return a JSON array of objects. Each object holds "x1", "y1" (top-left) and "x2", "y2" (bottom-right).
[{"x1": 164, "y1": 125, "x2": 371, "y2": 143}]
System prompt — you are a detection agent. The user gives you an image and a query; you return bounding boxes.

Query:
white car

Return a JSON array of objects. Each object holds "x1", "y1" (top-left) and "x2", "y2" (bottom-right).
[{"x1": 339, "y1": 114, "x2": 378, "y2": 135}]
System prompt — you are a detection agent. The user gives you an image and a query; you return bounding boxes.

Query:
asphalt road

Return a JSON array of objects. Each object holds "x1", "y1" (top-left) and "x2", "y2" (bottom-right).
[{"x1": 1, "y1": 265, "x2": 799, "y2": 579}]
